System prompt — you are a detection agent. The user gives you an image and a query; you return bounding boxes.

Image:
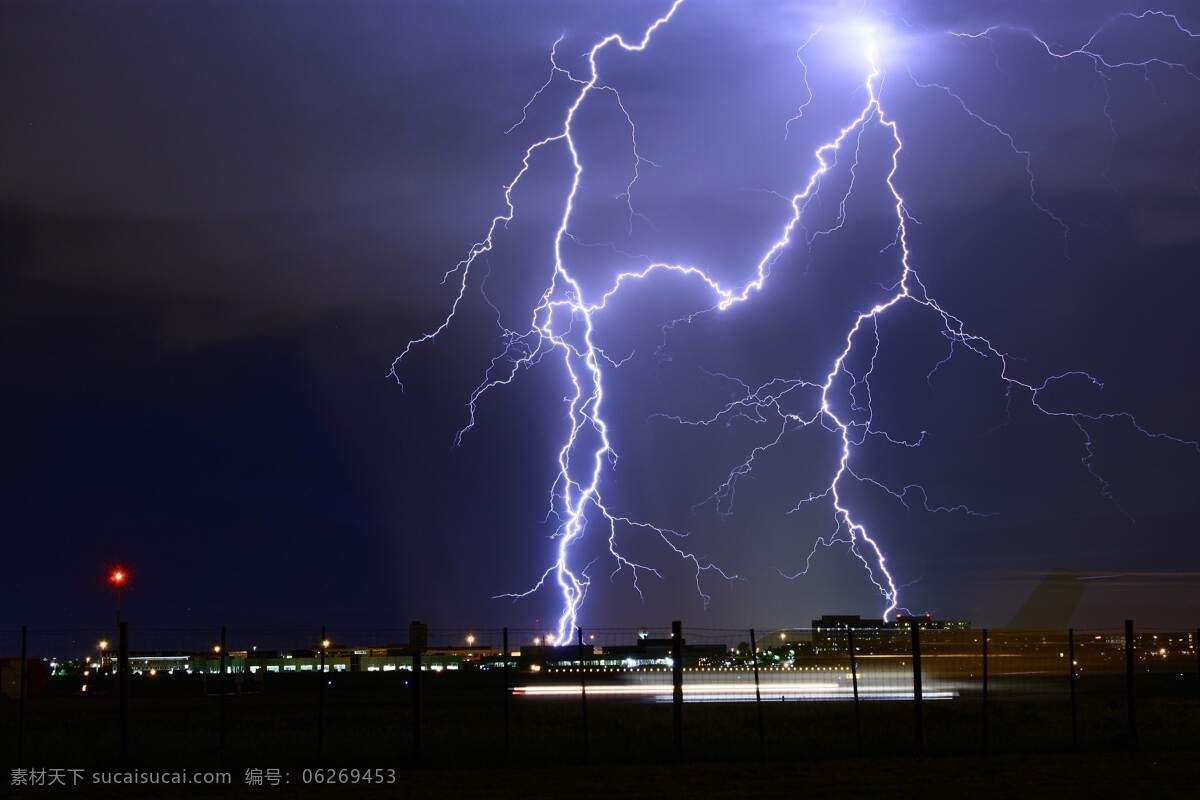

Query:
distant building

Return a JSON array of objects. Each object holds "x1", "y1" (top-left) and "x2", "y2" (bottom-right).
[
  {"x1": 811, "y1": 613, "x2": 973, "y2": 654},
  {"x1": 890, "y1": 613, "x2": 971, "y2": 631},
  {"x1": 812, "y1": 615, "x2": 889, "y2": 654},
  {"x1": 811, "y1": 614, "x2": 885, "y2": 630},
  {"x1": 811, "y1": 613, "x2": 971, "y2": 630},
  {"x1": 594, "y1": 636, "x2": 727, "y2": 669}
]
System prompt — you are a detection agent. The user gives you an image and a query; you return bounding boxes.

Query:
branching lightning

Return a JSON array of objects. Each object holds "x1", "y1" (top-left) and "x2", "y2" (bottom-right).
[
  {"x1": 393, "y1": 2, "x2": 1200, "y2": 640},
  {"x1": 951, "y1": 11, "x2": 1200, "y2": 80},
  {"x1": 950, "y1": 11, "x2": 1200, "y2": 187},
  {"x1": 784, "y1": 26, "x2": 823, "y2": 140}
]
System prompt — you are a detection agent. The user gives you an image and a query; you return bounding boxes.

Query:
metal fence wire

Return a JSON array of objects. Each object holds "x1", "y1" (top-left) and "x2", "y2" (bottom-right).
[{"x1": 3, "y1": 621, "x2": 1197, "y2": 765}]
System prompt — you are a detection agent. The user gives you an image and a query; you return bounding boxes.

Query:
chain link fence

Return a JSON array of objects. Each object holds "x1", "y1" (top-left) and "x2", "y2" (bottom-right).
[{"x1": 3, "y1": 621, "x2": 1197, "y2": 765}]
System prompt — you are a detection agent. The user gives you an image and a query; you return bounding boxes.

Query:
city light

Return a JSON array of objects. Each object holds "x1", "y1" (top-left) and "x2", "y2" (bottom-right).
[
  {"x1": 213, "y1": 645, "x2": 221, "y2": 653},
  {"x1": 98, "y1": 640, "x2": 109, "y2": 651},
  {"x1": 466, "y1": 634, "x2": 475, "y2": 646},
  {"x1": 321, "y1": 639, "x2": 331, "y2": 649},
  {"x1": 108, "y1": 567, "x2": 128, "y2": 587}
]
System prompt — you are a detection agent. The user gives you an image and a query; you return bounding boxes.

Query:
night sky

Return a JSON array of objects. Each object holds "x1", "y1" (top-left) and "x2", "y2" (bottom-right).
[{"x1": 4, "y1": 0, "x2": 1199, "y2": 636}]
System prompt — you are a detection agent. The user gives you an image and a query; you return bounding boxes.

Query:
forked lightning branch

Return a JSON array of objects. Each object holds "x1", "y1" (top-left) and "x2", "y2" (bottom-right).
[{"x1": 392, "y1": 1, "x2": 1200, "y2": 644}]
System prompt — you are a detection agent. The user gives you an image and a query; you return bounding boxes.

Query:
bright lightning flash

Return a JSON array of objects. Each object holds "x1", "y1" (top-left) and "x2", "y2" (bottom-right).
[{"x1": 392, "y1": 3, "x2": 1200, "y2": 643}]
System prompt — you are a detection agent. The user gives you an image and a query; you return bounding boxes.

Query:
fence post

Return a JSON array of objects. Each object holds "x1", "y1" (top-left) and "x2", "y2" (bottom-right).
[
  {"x1": 847, "y1": 626, "x2": 861, "y2": 752},
  {"x1": 981, "y1": 628, "x2": 989, "y2": 754},
  {"x1": 412, "y1": 644, "x2": 422, "y2": 759},
  {"x1": 672, "y1": 620, "x2": 683, "y2": 759},
  {"x1": 1124, "y1": 619, "x2": 1135, "y2": 744},
  {"x1": 17, "y1": 625, "x2": 27, "y2": 764},
  {"x1": 502, "y1": 627, "x2": 510, "y2": 757},
  {"x1": 219, "y1": 625, "x2": 227, "y2": 758},
  {"x1": 317, "y1": 625, "x2": 326, "y2": 756},
  {"x1": 578, "y1": 627, "x2": 589, "y2": 759},
  {"x1": 118, "y1": 621, "x2": 129, "y2": 761},
  {"x1": 1068, "y1": 627, "x2": 1077, "y2": 747},
  {"x1": 749, "y1": 628, "x2": 764, "y2": 758},
  {"x1": 910, "y1": 621, "x2": 923, "y2": 754}
]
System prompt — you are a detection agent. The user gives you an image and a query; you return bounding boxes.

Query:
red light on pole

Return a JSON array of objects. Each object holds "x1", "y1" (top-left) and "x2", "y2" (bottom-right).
[{"x1": 107, "y1": 565, "x2": 129, "y2": 626}]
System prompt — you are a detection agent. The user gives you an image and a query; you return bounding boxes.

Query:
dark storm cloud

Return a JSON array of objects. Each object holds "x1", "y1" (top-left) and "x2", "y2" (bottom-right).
[{"x1": 2, "y1": 0, "x2": 1198, "y2": 632}]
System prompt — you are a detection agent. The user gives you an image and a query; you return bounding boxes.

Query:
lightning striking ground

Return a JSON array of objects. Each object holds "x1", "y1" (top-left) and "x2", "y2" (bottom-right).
[{"x1": 393, "y1": 2, "x2": 1200, "y2": 640}]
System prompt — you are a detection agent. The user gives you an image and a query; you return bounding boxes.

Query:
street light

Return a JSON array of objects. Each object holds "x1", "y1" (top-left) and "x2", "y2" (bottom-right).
[
  {"x1": 466, "y1": 634, "x2": 476, "y2": 646},
  {"x1": 98, "y1": 640, "x2": 109, "y2": 651},
  {"x1": 212, "y1": 645, "x2": 222, "y2": 654},
  {"x1": 321, "y1": 639, "x2": 331, "y2": 649}
]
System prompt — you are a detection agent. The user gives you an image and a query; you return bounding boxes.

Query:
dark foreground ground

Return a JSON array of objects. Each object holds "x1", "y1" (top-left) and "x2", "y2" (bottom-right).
[
  {"x1": 5, "y1": 750, "x2": 1196, "y2": 799},
  {"x1": 5, "y1": 673, "x2": 1199, "y2": 797},
  {"x1": 9, "y1": 672, "x2": 1200, "y2": 762}
]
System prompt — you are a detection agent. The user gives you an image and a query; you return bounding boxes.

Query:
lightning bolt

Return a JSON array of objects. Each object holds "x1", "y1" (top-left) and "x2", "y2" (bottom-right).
[
  {"x1": 394, "y1": 3, "x2": 1200, "y2": 639},
  {"x1": 951, "y1": 10, "x2": 1200, "y2": 80},
  {"x1": 784, "y1": 26, "x2": 823, "y2": 140},
  {"x1": 950, "y1": 10, "x2": 1200, "y2": 187}
]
